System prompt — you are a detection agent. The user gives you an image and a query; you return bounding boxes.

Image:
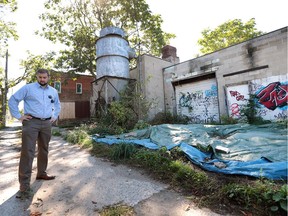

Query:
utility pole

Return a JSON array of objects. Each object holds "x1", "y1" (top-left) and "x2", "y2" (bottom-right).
[{"x1": 2, "y1": 49, "x2": 8, "y2": 127}]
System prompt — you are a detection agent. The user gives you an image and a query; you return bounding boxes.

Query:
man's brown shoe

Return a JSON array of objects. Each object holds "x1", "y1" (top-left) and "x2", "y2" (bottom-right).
[{"x1": 36, "y1": 175, "x2": 56, "y2": 180}]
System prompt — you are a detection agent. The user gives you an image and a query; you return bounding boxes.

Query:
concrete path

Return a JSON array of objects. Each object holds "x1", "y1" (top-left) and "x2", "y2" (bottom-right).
[{"x1": 0, "y1": 124, "x2": 224, "y2": 216}]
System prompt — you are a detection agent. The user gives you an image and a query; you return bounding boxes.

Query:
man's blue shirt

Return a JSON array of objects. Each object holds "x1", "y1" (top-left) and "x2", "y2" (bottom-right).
[{"x1": 8, "y1": 82, "x2": 61, "y2": 120}]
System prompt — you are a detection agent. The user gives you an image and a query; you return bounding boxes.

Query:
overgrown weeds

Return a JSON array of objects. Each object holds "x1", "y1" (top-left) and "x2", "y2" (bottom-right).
[
  {"x1": 99, "y1": 202, "x2": 134, "y2": 216},
  {"x1": 113, "y1": 143, "x2": 287, "y2": 215},
  {"x1": 63, "y1": 124, "x2": 287, "y2": 216}
]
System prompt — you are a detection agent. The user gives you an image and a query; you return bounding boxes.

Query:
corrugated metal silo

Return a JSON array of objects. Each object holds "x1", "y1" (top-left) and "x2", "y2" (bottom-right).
[
  {"x1": 96, "y1": 26, "x2": 135, "y2": 78},
  {"x1": 91, "y1": 26, "x2": 136, "y2": 117}
]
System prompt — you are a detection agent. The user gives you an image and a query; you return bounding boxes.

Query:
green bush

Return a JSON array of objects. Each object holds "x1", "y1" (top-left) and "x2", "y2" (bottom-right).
[
  {"x1": 134, "y1": 120, "x2": 150, "y2": 130},
  {"x1": 149, "y1": 111, "x2": 189, "y2": 125},
  {"x1": 239, "y1": 94, "x2": 270, "y2": 125},
  {"x1": 110, "y1": 143, "x2": 137, "y2": 160},
  {"x1": 52, "y1": 128, "x2": 62, "y2": 136},
  {"x1": 65, "y1": 128, "x2": 90, "y2": 145},
  {"x1": 222, "y1": 180, "x2": 288, "y2": 214},
  {"x1": 220, "y1": 114, "x2": 238, "y2": 124}
]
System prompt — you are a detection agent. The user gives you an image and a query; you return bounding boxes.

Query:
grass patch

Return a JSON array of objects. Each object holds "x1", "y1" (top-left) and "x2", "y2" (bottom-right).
[{"x1": 99, "y1": 203, "x2": 134, "y2": 216}]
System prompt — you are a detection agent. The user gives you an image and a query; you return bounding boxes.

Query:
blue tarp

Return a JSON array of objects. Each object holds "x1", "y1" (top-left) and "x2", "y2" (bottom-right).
[{"x1": 92, "y1": 124, "x2": 288, "y2": 180}]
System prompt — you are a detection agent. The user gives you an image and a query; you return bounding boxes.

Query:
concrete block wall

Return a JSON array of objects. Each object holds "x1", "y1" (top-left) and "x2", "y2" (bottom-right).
[
  {"x1": 130, "y1": 54, "x2": 173, "y2": 120},
  {"x1": 163, "y1": 27, "x2": 287, "y2": 120}
]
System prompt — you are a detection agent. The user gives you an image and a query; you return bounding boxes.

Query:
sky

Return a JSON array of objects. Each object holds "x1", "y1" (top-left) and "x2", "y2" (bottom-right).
[{"x1": 4, "y1": 0, "x2": 288, "y2": 81}]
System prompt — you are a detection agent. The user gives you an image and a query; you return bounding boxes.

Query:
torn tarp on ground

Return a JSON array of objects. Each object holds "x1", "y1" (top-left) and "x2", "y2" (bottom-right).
[{"x1": 92, "y1": 123, "x2": 288, "y2": 180}]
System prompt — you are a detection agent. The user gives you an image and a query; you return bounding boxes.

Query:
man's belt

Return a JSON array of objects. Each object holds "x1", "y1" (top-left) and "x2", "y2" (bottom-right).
[{"x1": 30, "y1": 115, "x2": 51, "y2": 121}]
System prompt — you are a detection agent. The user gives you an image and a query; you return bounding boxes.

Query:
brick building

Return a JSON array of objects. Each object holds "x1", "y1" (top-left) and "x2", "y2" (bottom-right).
[{"x1": 51, "y1": 72, "x2": 95, "y2": 122}]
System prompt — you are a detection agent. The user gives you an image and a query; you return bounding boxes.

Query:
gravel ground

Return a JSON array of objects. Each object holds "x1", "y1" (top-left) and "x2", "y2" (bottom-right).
[{"x1": 0, "y1": 123, "x2": 225, "y2": 216}]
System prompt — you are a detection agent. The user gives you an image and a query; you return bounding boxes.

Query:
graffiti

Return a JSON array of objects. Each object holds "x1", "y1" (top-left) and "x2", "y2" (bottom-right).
[
  {"x1": 230, "y1": 103, "x2": 241, "y2": 116},
  {"x1": 178, "y1": 85, "x2": 219, "y2": 123},
  {"x1": 256, "y1": 82, "x2": 288, "y2": 110},
  {"x1": 179, "y1": 92, "x2": 193, "y2": 110},
  {"x1": 205, "y1": 84, "x2": 218, "y2": 97},
  {"x1": 189, "y1": 114, "x2": 217, "y2": 124},
  {"x1": 257, "y1": 109, "x2": 268, "y2": 117},
  {"x1": 229, "y1": 90, "x2": 245, "y2": 101},
  {"x1": 190, "y1": 115, "x2": 202, "y2": 124},
  {"x1": 274, "y1": 112, "x2": 287, "y2": 120}
]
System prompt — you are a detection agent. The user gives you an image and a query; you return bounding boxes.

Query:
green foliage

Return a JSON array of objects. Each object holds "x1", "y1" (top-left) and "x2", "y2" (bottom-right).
[
  {"x1": 0, "y1": 0, "x2": 18, "y2": 55},
  {"x1": 240, "y1": 94, "x2": 269, "y2": 124},
  {"x1": 90, "y1": 122, "x2": 124, "y2": 136},
  {"x1": 276, "y1": 119, "x2": 288, "y2": 129},
  {"x1": 65, "y1": 127, "x2": 91, "y2": 146},
  {"x1": 223, "y1": 180, "x2": 287, "y2": 214},
  {"x1": 94, "y1": 82, "x2": 152, "y2": 134},
  {"x1": 99, "y1": 203, "x2": 134, "y2": 216},
  {"x1": 133, "y1": 120, "x2": 150, "y2": 130},
  {"x1": 220, "y1": 114, "x2": 238, "y2": 124},
  {"x1": 37, "y1": 0, "x2": 175, "y2": 75},
  {"x1": 19, "y1": 52, "x2": 57, "y2": 83},
  {"x1": 0, "y1": 0, "x2": 18, "y2": 122},
  {"x1": 65, "y1": 125, "x2": 287, "y2": 214},
  {"x1": 270, "y1": 184, "x2": 288, "y2": 212},
  {"x1": 91, "y1": 142, "x2": 113, "y2": 158},
  {"x1": 110, "y1": 143, "x2": 137, "y2": 160},
  {"x1": 108, "y1": 101, "x2": 137, "y2": 130},
  {"x1": 170, "y1": 160, "x2": 209, "y2": 190},
  {"x1": 149, "y1": 111, "x2": 189, "y2": 125},
  {"x1": 51, "y1": 128, "x2": 61, "y2": 136},
  {"x1": 198, "y1": 18, "x2": 263, "y2": 54}
]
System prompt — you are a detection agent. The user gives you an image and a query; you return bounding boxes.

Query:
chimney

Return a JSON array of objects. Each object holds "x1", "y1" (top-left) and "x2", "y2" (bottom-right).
[{"x1": 161, "y1": 45, "x2": 179, "y2": 63}]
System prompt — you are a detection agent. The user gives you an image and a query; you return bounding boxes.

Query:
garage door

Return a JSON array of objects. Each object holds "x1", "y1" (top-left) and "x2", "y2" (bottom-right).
[{"x1": 175, "y1": 78, "x2": 219, "y2": 123}]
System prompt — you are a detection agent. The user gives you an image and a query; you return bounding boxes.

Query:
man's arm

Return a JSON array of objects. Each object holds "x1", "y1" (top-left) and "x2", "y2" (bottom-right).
[{"x1": 8, "y1": 95, "x2": 22, "y2": 120}]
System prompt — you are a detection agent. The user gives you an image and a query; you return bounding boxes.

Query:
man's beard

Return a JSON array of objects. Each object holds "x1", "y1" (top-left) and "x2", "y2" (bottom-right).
[{"x1": 38, "y1": 81, "x2": 48, "y2": 86}]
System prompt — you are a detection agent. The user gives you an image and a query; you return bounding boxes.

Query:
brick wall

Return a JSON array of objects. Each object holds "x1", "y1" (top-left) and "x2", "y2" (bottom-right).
[{"x1": 51, "y1": 73, "x2": 95, "y2": 102}]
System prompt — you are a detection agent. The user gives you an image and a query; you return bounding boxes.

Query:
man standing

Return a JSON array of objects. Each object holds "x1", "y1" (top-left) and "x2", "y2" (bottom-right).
[{"x1": 8, "y1": 69, "x2": 61, "y2": 199}]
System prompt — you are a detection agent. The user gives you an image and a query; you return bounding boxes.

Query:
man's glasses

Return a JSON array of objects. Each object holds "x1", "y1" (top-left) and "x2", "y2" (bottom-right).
[{"x1": 48, "y1": 95, "x2": 55, "y2": 103}]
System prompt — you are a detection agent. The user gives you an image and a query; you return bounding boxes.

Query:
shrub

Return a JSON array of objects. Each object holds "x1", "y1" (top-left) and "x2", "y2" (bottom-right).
[
  {"x1": 239, "y1": 94, "x2": 269, "y2": 125},
  {"x1": 150, "y1": 111, "x2": 189, "y2": 125},
  {"x1": 65, "y1": 128, "x2": 90, "y2": 145},
  {"x1": 110, "y1": 143, "x2": 137, "y2": 160},
  {"x1": 220, "y1": 114, "x2": 238, "y2": 124}
]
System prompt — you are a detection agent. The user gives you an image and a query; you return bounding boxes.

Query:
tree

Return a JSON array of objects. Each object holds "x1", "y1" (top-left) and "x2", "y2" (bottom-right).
[
  {"x1": 37, "y1": 0, "x2": 175, "y2": 76},
  {"x1": 0, "y1": 0, "x2": 18, "y2": 55},
  {"x1": 18, "y1": 51, "x2": 58, "y2": 84},
  {"x1": 0, "y1": 0, "x2": 18, "y2": 126},
  {"x1": 20, "y1": 51, "x2": 88, "y2": 86},
  {"x1": 197, "y1": 18, "x2": 264, "y2": 54}
]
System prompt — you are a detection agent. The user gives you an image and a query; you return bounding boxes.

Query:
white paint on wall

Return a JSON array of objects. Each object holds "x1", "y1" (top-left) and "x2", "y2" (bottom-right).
[{"x1": 226, "y1": 84, "x2": 249, "y2": 118}]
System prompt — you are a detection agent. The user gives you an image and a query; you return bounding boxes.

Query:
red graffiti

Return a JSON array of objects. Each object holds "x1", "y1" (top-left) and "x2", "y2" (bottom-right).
[
  {"x1": 230, "y1": 103, "x2": 240, "y2": 116},
  {"x1": 256, "y1": 82, "x2": 288, "y2": 110},
  {"x1": 229, "y1": 91, "x2": 245, "y2": 101}
]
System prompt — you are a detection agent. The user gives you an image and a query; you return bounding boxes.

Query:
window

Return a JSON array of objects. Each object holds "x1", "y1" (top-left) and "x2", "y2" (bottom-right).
[
  {"x1": 54, "y1": 81, "x2": 61, "y2": 93},
  {"x1": 76, "y1": 83, "x2": 82, "y2": 94}
]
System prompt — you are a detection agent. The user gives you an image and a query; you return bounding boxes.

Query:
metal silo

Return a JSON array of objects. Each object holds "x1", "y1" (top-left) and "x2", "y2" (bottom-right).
[
  {"x1": 92, "y1": 26, "x2": 136, "y2": 117},
  {"x1": 96, "y1": 26, "x2": 135, "y2": 78}
]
